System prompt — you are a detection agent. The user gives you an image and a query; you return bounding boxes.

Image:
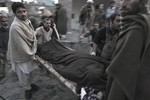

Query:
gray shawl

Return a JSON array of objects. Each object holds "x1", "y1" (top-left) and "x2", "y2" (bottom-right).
[
  {"x1": 106, "y1": 14, "x2": 150, "y2": 100},
  {"x1": 7, "y1": 17, "x2": 37, "y2": 62}
]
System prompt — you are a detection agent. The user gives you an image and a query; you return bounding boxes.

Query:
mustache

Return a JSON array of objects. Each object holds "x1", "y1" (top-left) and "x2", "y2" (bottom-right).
[
  {"x1": 119, "y1": 6, "x2": 129, "y2": 16},
  {"x1": 120, "y1": 6, "x2": 129, "y2": 11},
  {"x1": 21, "y1": 15, "x2": 27, "y2": 18}
]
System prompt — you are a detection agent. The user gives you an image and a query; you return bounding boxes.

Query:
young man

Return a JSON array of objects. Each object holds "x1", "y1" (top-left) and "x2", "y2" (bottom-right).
[
  {"x1": 0, "y1": 15, "x2": 9, "y2": 81},
  {"x1": 105, "y1": 0, "x2": 150, "y2": 100},
  {"x1": 92, "y1": 13, "x2": 120, "y2": 59},
  {"x1": 7, "y1": 2, "x2": 39, "y2": 99}
]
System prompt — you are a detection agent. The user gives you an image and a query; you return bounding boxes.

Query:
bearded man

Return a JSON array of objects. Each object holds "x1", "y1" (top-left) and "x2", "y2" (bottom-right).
[
  {"x1": 0, "y1": 15, "x2": 9, "y2": 81},
  {"x1": 105, "y1": 0, "x2": 150, "y2": 100}
]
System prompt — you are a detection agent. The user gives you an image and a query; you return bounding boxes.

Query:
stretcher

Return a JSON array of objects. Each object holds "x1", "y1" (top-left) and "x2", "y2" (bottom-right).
[{"x1": 35, "y1": 55, "x2": 77, "y2": 95}]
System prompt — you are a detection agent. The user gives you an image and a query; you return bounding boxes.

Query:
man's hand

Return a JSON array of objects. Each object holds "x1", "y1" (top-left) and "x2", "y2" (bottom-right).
[
  {"x1": 80, "y1": 35, "x2": 84, "y2": 39},
  {"x1": 90, "y1": 52, "x2": 96, "y2": 55},
  {"x1": 53, "y1": 23, "x2": 56, "y2": 28}
]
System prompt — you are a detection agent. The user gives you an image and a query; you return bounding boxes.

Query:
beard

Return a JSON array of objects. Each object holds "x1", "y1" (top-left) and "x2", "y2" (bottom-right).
[
  {"x1": 18, "y1": 15, "x2": 27, "y2": 21},
  {"x1": 120, "y1": 0, "x2": 141, "y2": 16},
  {"x1": 120, "y1": 6, "x2": 140, "y2": 17}
]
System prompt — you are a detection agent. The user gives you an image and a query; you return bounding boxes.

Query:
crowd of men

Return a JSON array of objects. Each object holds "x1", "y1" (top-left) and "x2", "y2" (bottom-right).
[
  {"x1": 79, "y1": 0, "x2": 117, "y2": 36},
  {"x1": 0, "y1": 0, "x2": 150, "y2": 100}
]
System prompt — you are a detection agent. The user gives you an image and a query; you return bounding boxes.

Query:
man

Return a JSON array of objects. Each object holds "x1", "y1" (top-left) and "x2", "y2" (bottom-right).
[
  {"x1": 94, "y1": 4, "x2": 106, "y2": 28},
  {"x1": 105, "y1": 0, "x2": 150, "y2": 100},
  {"x1": 0, "y1": 15, "x2": 9, "y2": 81},
  {"x1": 79, "y1": 0, "x2": 95, "y2": 36},
  {"x1": 100, "y1": 13, "x2": 120, "y2": 61},
  {"x1": 38, "y1": 10, "x2": 60, "y2": 41},
  {"x1": 106, "y1": 0, "x2": 117, "y2": 20},
  {"x1": 35, "y1": 18, "x2": 53, "y2": 45},
  {"x1": 54, "y1": 3, "x2": 68, "y2": 39},
  {"x1": 92, "y1": 13, "x2": 120, "y2": 59},
  {"x1": 7, "y1": 2, "x2": 39, "y2": 99},
  {"x1": 80, "y1": 23, "x2": 99, "y2": 42}
]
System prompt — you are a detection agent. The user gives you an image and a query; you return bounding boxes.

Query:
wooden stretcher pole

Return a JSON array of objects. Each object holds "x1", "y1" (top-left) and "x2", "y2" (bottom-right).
[{"x1": 35, "y1": 55, "x2": 77, "y2": 95}]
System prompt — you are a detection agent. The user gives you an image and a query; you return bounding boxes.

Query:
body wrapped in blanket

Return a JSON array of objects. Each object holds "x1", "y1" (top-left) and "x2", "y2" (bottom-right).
[{"x1": 37, "y1": 38, "x2": 108, "y2": 91}]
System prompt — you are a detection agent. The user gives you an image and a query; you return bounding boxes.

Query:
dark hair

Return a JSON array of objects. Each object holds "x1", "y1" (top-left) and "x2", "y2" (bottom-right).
[
  {"x1": 109, "y1": 0, "x2": 115, "y2": 4},
  {"x1": 108, "y1": 12, "x2": 118, "y2": 22},
  {"x1": 95, "y1": 5, "x2": 99, "y2": 10},
  {"x1": 55, "y1": 3, "x2": 62, "y2": 7},
  {"x1": 11, "y1": 2, "x2": 26, "y2": 13}
]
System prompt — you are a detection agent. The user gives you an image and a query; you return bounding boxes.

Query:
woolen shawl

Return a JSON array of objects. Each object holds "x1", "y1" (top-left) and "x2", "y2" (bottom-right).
[
  {"x1": 7, "y1": 17, "x2": 37, "y2": 62},
  {"x1": 106, "y1": 13, "x2": 150, "y2": 100}
]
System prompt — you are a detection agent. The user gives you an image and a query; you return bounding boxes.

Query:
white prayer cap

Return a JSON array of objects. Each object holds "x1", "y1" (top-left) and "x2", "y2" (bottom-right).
[
  {"x1": 86, "y1": 0, "x2": 94, "y2": 4},
  {"x1": 0, "y1": 13, "x2": 8, "y2": 18}
]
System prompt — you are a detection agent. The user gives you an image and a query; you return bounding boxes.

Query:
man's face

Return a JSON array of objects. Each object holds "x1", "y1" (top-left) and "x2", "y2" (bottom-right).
[
  {"x1": 15, "y1": 7, "x2": 27, "y2": 21},
  {"x1": 110, "y1": 15, "x2": 121, "y2": 31},
  {"x1": 120, "y1": 0, "x2": 141, "y2": 16},
  {"x1": 43, "y1": 19, "x2": 51, "y2": 29},
  {"x1": 0, "y1": 17, "x2": 8, "y2": 28}
]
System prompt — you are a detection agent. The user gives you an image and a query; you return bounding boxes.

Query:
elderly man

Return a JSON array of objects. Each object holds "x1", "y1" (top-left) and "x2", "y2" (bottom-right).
[
  {"x1": 105, "y1": 0, "x2": 150, "y2": 100},
  {"x1": 0, "y1": 15, "x2": 9, "y2": 81},
  {"x1": 7, "y1": 2, "x2": 39, "y2": 99}
]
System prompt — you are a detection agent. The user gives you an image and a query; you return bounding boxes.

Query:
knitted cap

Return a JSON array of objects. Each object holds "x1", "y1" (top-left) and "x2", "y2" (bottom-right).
[
  {"x1": 42, "y1": 10, "x2": 53, "y2": 17},
  {"x1": 41, "y1": 10, "x2": 53, "y2": 19}
]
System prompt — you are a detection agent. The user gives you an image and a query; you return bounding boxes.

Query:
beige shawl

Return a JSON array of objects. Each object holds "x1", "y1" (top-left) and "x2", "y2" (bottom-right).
[{"x1": 7, "y1": 17, "x2": 37, "y2": 62}]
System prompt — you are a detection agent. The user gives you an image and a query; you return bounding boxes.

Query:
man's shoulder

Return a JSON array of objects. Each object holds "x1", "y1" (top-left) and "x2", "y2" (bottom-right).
[
  {"x1": 35, "y1": 27, "x2": 43, "y2": 36},
  {"x1": 10, "y1": 23, "x2": 20, "y2": 29},
  {"x1": 35, "y1": 26, "x2": 42, "y2": 31},
  {"x1": 11, "y1": 21, "x2": 20, "y2": 27},
  {"x1": 10, "y1": 22, "x2": 24, "y2": 32}
]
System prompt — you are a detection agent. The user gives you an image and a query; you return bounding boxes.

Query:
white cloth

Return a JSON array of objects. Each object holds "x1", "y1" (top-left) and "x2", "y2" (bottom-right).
[
  {"x1": 81, "y1": 88, "x2": 87, "y2": 100},
  {"x1": 11, "y1": 61, "x2": 38, "y2": 74},
  {"x1": 11, "y1": 61, "x2": 38, "y2": 90}
]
